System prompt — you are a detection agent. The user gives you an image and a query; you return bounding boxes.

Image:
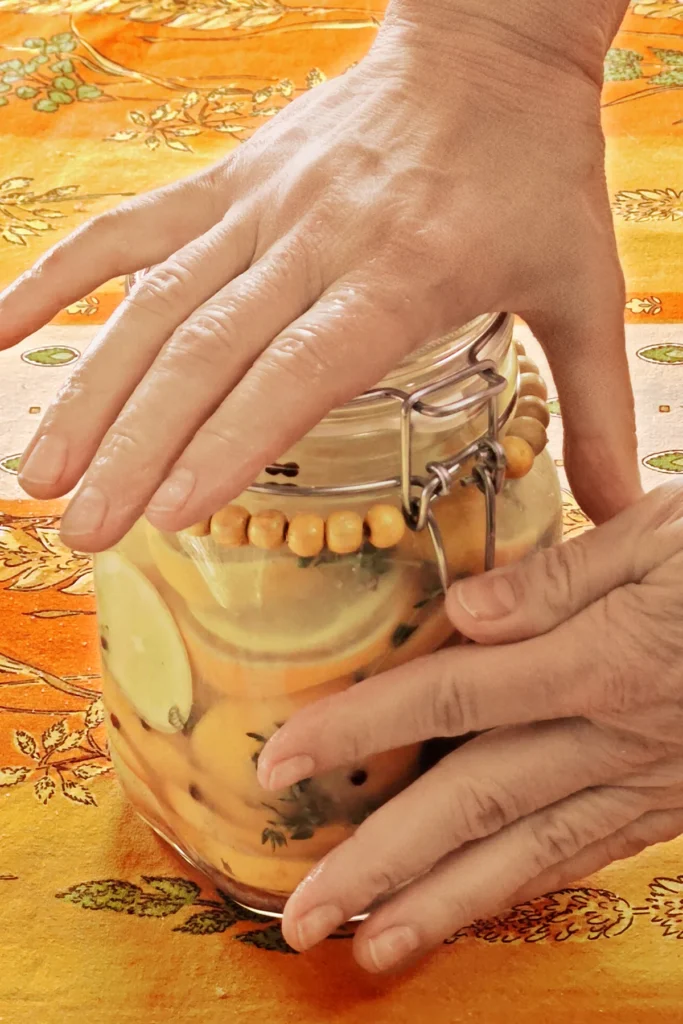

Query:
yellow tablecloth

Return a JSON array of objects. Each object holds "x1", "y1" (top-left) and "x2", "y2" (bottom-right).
[{"x1": 1, "y1": 3, "x2": 683, "y2": 1021}]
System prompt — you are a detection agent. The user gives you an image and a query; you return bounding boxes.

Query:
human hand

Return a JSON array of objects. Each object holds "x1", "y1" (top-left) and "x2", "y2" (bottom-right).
[
  {"x1": 256, "y1": 483, "x2": 683, "y2": 973},
  {"x1": 3, "y1": 0, "x2": 639, "y2": 551}
]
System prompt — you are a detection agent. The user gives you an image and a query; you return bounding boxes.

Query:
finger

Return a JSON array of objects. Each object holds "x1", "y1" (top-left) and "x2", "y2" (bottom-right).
[
  {"x1": 446, "y1": 482, "x2": 683, "y2": 645},
  {"x1": 144, "y1": 276, "x2": 428, "y2": 531},
  {"x1": 509, "y1": 805, "x2": 683, "y2": 907},
  {"x1": 275, "y1": 719, "x2": 661, "y2": 943},
  {"x1": 257, "y1": 561, "x2": 638, "y2": 787},
  {"x1": 0, "y1": 170, "x2": 225, "y2": 349},
  {"x1": 56, "y1": 232, "x2": 318, "y2": 551},
  {"x1": 18, "y1": 205, "x2": 256, "y2": 508},
  {"x1": 526, "y1": 268, "x2": 642, "y2": 524},
  {"x1": 344, "y1": 786, "x2": 648, "y2": 972}
]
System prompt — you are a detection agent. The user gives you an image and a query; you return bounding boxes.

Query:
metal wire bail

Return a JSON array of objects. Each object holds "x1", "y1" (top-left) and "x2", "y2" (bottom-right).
[{"x1": 249, "y1": 313, "x2": 513, "y2": 594}]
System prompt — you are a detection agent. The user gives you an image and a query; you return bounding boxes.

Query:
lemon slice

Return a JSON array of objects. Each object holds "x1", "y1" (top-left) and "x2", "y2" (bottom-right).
[
  {"x1": 190, "y1": 562, "x2": 410, "y2": 657},
  {"x1": 95, "y1": 551, "x2": 193, "y2": 734}
]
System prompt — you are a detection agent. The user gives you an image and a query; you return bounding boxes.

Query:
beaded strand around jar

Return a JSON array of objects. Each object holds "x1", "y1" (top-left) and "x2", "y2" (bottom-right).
[{"x1": 181, "y1": 349, "x2": 553, "y2": 556}]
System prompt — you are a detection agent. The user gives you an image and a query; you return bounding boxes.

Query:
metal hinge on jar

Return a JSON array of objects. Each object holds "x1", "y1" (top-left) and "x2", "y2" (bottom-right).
[{"x1": 250, "y1": 315, "x2": 517, "y2": 593}]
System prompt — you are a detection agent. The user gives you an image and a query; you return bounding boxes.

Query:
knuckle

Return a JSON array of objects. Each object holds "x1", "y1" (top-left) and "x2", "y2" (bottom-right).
[
  {"x1": 345, "y1": 830, "x2": 407, "y2": 901},
  {"x1": 131, "y1": 262, "x2": 197, "y2": 317},
  {"x1": 646, "y1": 481, "x2": 683, "y2": 530},
  {"x1": 525, "y1": 810, "x2": 586, "y2": 875},
  {"x1": 169, "y1": 305, "x2": 240, "y2": 369},
  {"x1": 94, "y1": 425, "x2": 149, "y2": 482},
  {"x1": 449, "y1": 778, "x2": 519, "y2": 840},
  {"x1": 582, "y1": 596, "x2": 640, "y2": 714},
  {"x1": 82, "y1": 210, "x2": 129, "y2": 262},
  {"x1": 262, "y1": 327, "x2": 337, "y2": 392},
  {"x1": 426, "y1": 658, "x2": 473, "y2": 736},
  {"x1": 537, "y1": 541, "x2": 588, "y2": 616},
  {"x1": 590, "y1": 583, "x2": 683, "y2": 714}
]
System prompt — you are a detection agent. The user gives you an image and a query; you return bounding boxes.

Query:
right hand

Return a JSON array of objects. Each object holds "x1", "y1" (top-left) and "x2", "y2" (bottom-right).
[{"x1": 2, "y1": 0, "x2": 640, "y2": 552}]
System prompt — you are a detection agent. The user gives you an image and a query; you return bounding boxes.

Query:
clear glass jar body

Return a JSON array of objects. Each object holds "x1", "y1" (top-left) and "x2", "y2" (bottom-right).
[{"x1": 95, "y1": 314, "x2": 562, "y2": 915}]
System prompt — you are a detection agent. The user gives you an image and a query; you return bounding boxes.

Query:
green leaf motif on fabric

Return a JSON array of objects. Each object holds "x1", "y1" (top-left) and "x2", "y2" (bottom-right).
[
  {"x1": 174, "y1": 910, "x2": 236, "y2": 934},
  {"x1": 0, "y1": 455, "x2": 21, "y2": 474},
  {"x1": 142, "y1": 876, "x2": 201, "y2": 904},
  {"x1": 21, "y1": 345, "x2": 80, "y2": 366},
  {"x1": 604, "y1": 48, "x2": 643, "y2": 81},
  {"x1": 0, "y1": 766, "x2": 30, "y2": 787},
  {"x1": 637, "y1": 344, "x2": 683, "y2": 365},
  {"x1": 236, "y1": 924, "x2": 298, "y2": 954},
  {"x1": 57, "y1": 879, "x2": 143, "y2": 912},
  {"x1": 650, "y1": 47, "x2": 683, "y2": 87},
  {"x1": 56, "y1": 876, "x2": 295, "y2": 952},
  {"x1": 643, "y1": 451, "x2": 683, "y2": 474}
]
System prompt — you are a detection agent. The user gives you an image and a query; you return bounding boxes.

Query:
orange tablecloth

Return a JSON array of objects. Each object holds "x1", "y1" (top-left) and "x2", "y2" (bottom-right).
[{"x1": 1, "y1": 3, "x2": 683, "y2": 1022}]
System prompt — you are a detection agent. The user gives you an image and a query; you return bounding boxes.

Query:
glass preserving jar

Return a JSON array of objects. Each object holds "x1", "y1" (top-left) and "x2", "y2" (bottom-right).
[{"x1": 95, "y1": 307, "x2": 562, "y2": 917}]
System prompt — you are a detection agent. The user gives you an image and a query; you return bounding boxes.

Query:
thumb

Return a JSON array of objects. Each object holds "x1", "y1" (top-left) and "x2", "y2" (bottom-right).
[
  {"x1": 526, "y1": 270, "x2": 642, "y2": 524},
  {"x1": 446, "y1": 482, "x2": 683, "y2": 646}
]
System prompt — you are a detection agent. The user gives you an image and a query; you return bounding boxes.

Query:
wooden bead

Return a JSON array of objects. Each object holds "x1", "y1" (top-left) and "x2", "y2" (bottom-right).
[
  {"x1": 514, "y1": 339, "x2": 526, "y2": 356},
  {"x1": 366, "y1": 504, "x2": 405, "y2": 549},
  {"x1": 503, "y1": 436, "x2": 535, "y2": 479},
  {"x1": 287, "y1": 514, "x2": 325, "y2": 559},
  {"x1": 508, "y1": 416, "x2": 548, "y2": 456},
  {"x1": 247, "y1": 509, "x2": 286, "y2": 550},
  {"x1": 517, "y1": 355, "x2": 539, "y2": 376},
  {"x1": 519, "y1": 373, "x2": 548, "y2": 401},
  {"x1": 516, "y1": 394, "x2": 550, "y2": 428},
  {"x1": 181, "y1": 520, "x2": 211, "y2": 538},
  {"x1": 326, "y1": 510, "x2": 364, "y2": 555},
  {"x1": 211, "y1": 505, "x2": 250, "y2": 547}
]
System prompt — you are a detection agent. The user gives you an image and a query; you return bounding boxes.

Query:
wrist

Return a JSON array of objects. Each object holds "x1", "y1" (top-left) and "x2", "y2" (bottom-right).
[{"x1": 384, "y1": 0, "x2": 629, "y2": 85}]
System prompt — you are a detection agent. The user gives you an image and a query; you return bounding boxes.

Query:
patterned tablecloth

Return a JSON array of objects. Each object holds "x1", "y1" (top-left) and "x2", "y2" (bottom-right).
[{"x1": 1, "y1": 2, "x2": 683, "y2": 1022}]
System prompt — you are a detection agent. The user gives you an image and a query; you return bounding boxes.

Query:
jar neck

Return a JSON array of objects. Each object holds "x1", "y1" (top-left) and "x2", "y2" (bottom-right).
[{"x1": 253, "y1": 314, "x2": 517, "y2": 492}]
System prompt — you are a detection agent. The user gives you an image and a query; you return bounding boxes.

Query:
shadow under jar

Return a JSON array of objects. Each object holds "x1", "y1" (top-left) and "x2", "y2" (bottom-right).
[{"x1": 95, "y1": 306, "x2": 562, "y2": 918}]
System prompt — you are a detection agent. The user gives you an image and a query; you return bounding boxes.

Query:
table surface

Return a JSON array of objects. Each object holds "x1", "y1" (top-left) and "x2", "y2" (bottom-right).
[{"x1": 1, "y1": 3, "x2": 683, "y2": 1022}]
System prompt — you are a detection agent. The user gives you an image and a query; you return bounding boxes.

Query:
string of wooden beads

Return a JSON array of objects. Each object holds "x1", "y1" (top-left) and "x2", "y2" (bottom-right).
[
  {"x1": 183, "y1": 503, "x2": 410, "y2": 557},
  {"x1": 502, "y1": 339, "x2": 551, "y2": 478},
  {"x1": 184, "y1": 342, "x2": 552, "y2": 548}
]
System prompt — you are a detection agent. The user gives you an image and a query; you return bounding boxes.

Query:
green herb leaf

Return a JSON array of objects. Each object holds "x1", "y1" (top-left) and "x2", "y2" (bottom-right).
[
  {"x1": 392, "y1": 623, "x2": 418, "y2": 648},
  {"x1": 290, "y1": 827, "x2": 315, "y2": 841}
]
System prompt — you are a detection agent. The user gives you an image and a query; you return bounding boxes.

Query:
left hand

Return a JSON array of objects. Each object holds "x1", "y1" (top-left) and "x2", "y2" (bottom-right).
[{"x1": 257, "y1": 483, "x2": 683, "y2": 973}]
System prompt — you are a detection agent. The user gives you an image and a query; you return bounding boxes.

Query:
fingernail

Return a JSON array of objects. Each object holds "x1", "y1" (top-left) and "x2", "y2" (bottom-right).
[
  {"x1": 60, "y1": 486, "x2": 108, "y2": 538},
  {"x1": 147, "y1": 468, "x2": 195, "y2": 514},
  {"x1": 18, "y1": 435, "x2": 68, "y2": 488},
  {"x1": 366, "y1": 926, "x2": 419, "y2": 972},
  {"x1": 296, "y1": 904, "x2": 344, "y2": 950},
  {"x1": 262, "y1": 755, "x2": 315, "y2": 792},
  {"x1": 452, "y1": 574, "x2": 516, "y2": 621}
]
